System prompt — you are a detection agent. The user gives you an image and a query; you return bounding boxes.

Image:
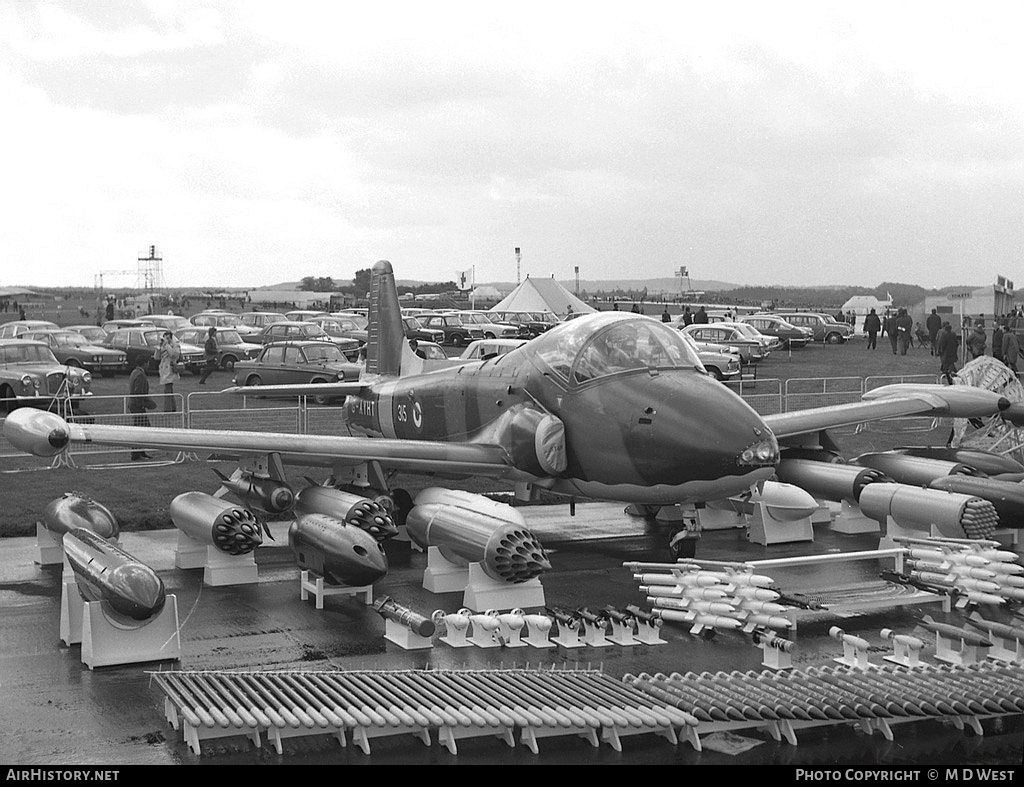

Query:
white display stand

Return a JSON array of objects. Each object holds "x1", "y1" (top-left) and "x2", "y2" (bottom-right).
[
  {"x1": 522, "y1": 614, "x2": 554, "y2": 648},
  {"x1": 59, "y1": 578, "x2": 84, "y2": 646},
  {"x1": 607, "y1": 618, "x2": 639, "y2": 646},
  {"x1": 36, "y1": 522, "x2": 64, "y2": 565},
  {"x1": 831, "y1": 628, "x2": 871, "y2": 668},
  {"x1": 463, "y1": 562, "x2": 545, "y2": 612},
  {"x1": 299, "y1": 570, "x2": 372, "y2": 608},
  {"x1": 985, "y1": 631, "x2": 1024, "y2": 664},
  {"x1": 174, "y1": 531, "x2": 208, "y2": 570},
  {"x1": 830, "y1": 500, "x2": 881, "y2": 535},
  {"x1": 746, "y1": 504, "x2": 814, "y2": 546},
  {"x1": 437, "y1": 611, "x2": 472, "y2": 648},
  {"x1": 877, "y1": 520, "x2": 941, "y2": 551},
  {"x1": 494, "y1": 611, "x2": 527, "y2": 648},
  {"x1": 698, "y1": 508, "x2": 745, "y2": 531},
  {"x1": 634, "y1": 619, "x2": 667, "y2": 645},
  {"x1": 760, "y1": 640, "x2": 793, "y2": 670},
  {"x1": 383, "y1": 618, "x2": 433, "y2": 650},
  {"x1": 80, "y1": 595, "x2": 181, "y2": 669},
  {"x1": 882, "y1": 630, "x2": 924, "y2": 667},
  {"x1": 467, "y1": 614, "x2": 501, "y2": 648},
  {"x1": 580, "y1": 618, "x2": 612, "y2": 648},
  {"x1": 551, "y1": 621, "x2": 583, "y2": 649},
  {"x1": 203, "y1": 545, "x2": 258, "y2": 587},
  {"x1": 931, "y1": 629, "x2": 991, "y2": 666},
  {"x1": 422, "y1": 547, "x2": 469, "y2": 593}
]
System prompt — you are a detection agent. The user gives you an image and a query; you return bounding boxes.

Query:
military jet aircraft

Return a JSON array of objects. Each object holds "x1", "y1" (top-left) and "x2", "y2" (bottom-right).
[{"x1": 6, "y1": 261, "x2": 1024, "y2": 540}]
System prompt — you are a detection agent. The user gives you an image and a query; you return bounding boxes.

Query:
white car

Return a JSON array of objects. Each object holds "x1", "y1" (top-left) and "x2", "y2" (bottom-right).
[
  {"x1": 717, "y1": 321, "x2": 780, "y2": 352},
  {"x1": 459, "y1": 338, "x2": 528, "y2": 361}
]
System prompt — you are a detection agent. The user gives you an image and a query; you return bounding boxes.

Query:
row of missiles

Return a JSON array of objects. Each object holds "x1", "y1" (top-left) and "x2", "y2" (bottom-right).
[
  {"x1": 775, "y1": 445, "x2": 1024, "y2": 540},
  {"x1": 624, "y1": 560, "x2": 798, "y2": 637}
]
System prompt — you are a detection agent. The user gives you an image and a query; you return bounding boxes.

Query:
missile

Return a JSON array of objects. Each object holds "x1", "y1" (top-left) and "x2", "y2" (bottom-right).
[
  {"x1": 906, "y1": 547, "x2": 990, "y2": 566},
  {"x1": 647, "y1": 597, "x2": 737, "y2": 615},
  {"x1": 776, "y1": 459, "x2": 889, "y2": 503},
  {"x1": 853, "y1": 453, "x2": 987, "y2": 487},
  {"x1": 743, "y1": 613, "x2": 793, "y2": 631},
  {"x1": 964, "y1": 612, "x2": 1024, "y2": 642},
  {"x1": 919, "y1": 615, "x2": 993, "y2": 648},
  {"x1": 42, "y1": 492, "x2": 119, "y2": 540},
  {"x1": 638, "y1": 585, "x2": 729, "y2": 600},
  {"x1": 62, "y1": 527, "x2": 165, "y2": 626},
  {"x1": 632, "y1": 572, "x2": 721, "y2": 588},
  {"x1": 575, "y1": 607, "x2": 609, "y2": 630},
  {"x1": 732, "y1": 599, "x2": 787, "y2": 615},
  {"x1": 653, "y1": 608, "x2": 742, "y2": 632},
  {"x1": 751, "y1": 627, "x2": 794, "y2": 652},
  {"x1": 212, "y1": 469, "x2": 294, "y2": 515},
  {"x1": 288, "y1": 514, "x2": 388, "y2": 586},
  {"x1": 731, "y1": 586, "x2": 781, "y2": 602},
  {"x1": 890, "y1": 446, "x2": 1024, "y2": 475},
  {"x1": 406, "y1": 488, "x2": 549, "y2": 584},
  {"x1": 294, "y1": 485, "x2": 397, "y2": 541},
  {"x1": 857, "y1": 483, "x2": 1000, "y2": 539},
  {"x1": 927, "y1": 476, "x2": 1024, "y2": 530},
  {"x1": 169, "y1": 492, "x2": 263, "y2": 555},
  {"x1": 373, "y1": 596, "x2": 435, "y2": 638}
]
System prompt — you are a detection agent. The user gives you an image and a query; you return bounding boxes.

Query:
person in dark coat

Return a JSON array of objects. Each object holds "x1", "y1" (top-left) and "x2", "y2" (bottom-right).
[
  {"x1": 1002, "y1": 324, "x2": 1020, "y2": 376},
  {"x1": 895, "y1": 308, "x2": 913, "y2": 355},
  {"x1": 967, "y1": 325, "x2": 987, "y2": 359},
  {"x1": 863, "y1": 308, "x2": 881, "y2": 350},
  {"x1": 883, "y1": 312, "x2": 898, "y2": 354},
  {"x1": 660, "y1": 307, "x2": 671, "y2": 323},
  {"x1": 682, "y1": 306, "x2": 693, "y2": 326},
  {"x1": 198, "y1": 327, "x2": 219, "y2": 384},
  {"x1": 127, "y1": 359, "x2": 155, "y2": 460},
  {"x1": 937, "y1": 322, "x2": 959, "y2": 384},
  {"x1": 926, "y1": 308, "x2": 942, "y2": 356},
  {"x1": 992, "y1": 323, "x2": 1004, "y2": 363},
  {"x1": 693, "y1": 306, "x2": 708, "y2": 324}
]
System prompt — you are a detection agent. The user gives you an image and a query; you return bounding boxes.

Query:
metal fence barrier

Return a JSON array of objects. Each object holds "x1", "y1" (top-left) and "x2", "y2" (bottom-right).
[{"x1": 724, "y1": 378, "x2": 783, "y2": 416}]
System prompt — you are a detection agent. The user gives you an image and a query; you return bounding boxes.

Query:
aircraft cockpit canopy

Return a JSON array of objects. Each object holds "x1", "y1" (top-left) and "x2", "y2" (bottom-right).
[{"x1": 531, "y1": 314, "x2": 703, "y2": 384}]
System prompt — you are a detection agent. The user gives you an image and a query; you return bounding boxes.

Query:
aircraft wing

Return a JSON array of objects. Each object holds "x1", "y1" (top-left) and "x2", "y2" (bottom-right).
[
  {"x1": 2, "y1": 408, "x2": 519, "y2": 477},
  {"x1": 765, "y1": 384, "x2": 1014, "y2": 439}
]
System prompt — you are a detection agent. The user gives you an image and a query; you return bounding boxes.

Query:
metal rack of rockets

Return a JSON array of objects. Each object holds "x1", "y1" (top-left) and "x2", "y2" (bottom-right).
[
  {"x1": 622, "y1": 559, "x2": 809, "y2": 638},
  {"x1": 883, "y1": 535, "x2": 1024, "y2": 609}
]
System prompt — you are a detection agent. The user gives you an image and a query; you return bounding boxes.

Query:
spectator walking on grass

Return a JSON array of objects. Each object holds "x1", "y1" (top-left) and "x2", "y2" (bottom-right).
[
  {"x1": 863, "y1": 308, "x2": 880, "y2": 350},
  {"x1": 155, "y1": 331, "x2": 180, "y2": 412},
  {"x1": 1001, "y1": 324, "x2": 1020, "y2": 377},
  {"x1": 198, "y1": 327, "x2": 218, "y2": 384},
  {"x1": 926, "y1": 308, "x2": 942, "y2": 356},
  {"x1": 895, "y1": 308, "x2": 913, "y2": 356},
  {"x1": 937, "y1": 322, "x2": 958, "y2": 384},
  {"x1": 127, "y1": 359, "x2": 155, "y2": 460}
]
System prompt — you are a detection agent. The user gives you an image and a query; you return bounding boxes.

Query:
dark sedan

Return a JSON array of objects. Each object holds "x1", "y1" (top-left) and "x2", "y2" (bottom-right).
[
  {"x1": 311, "y1": 315, "x2": 368, "y2": 347},
  {"x1": 417, "y1": 313, "x2": 484, "y2": 347},
  {"x1": 252, "y1": 321, "x2": 360, "y2": 359},
  {"x1": 402, "y1": 316, "x2": 445, "y2": 344},
  {"x1": 232, "y1": 341, "x2": 361, "y2": 404},
  {"x1": 19, "y1": 330, "x2": 128, "y2": 375},
  {"x1": 174, "y1": 328, "x2": 262, "y2": 370},
  {"x1": 103, "y1": 328, "x2": 206, "y2": 374}
]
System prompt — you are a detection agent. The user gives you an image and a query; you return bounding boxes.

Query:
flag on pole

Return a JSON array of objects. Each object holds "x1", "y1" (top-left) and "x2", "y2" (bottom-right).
[{"x1": 456, "y1": 268, "x2": 475, "y2": 291}]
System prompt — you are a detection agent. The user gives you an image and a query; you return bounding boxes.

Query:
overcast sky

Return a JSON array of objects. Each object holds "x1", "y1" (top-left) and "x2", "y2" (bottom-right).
[{"x1": 1, "y1": 1, "x2": 1022, "y2": 290}]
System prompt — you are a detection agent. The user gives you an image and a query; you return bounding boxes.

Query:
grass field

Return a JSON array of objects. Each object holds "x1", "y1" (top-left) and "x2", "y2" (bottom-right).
[{"x1": 0, "y1": 336, "x2": 962, "y2": 538}]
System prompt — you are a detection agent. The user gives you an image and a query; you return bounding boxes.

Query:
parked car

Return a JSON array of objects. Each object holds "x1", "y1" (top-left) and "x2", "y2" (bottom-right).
[
  {"x1": 103, "y1": 328, "x2": 206, "y2": 375},
  {"x1": 679, "y1": 333, "x2": 741, "y2": 381},
  {"x1": 0, "y1": 320, "x2": 59, "y2": 339},
  {"x1": 284, "y1": 310, "x2": 330, "y2": 323},
  {"x1": 146, "y1": 314, "x2": 192, "y2": 333},
  {"x1": 679, "y1": 324, "x2": 764, "y2": 364},
  {"x1": 738, "y1": 315, "x2": 812, "y2": 349},
  {"x1": 402, "y1": 316, "x2": 445, "y2": 344},
  {"x1": 101, "y1": 318, "x2": 155, "y2": 333},
  {"x1": 456, "y1": 311, "x2": 520, "y2": 339},
  {"x1": 174, "y1": 328, "x2": 262, "y2": 370},
  {"x1": 490, "y1": 311, "x2": 559, "y2": 338},
  {"x1": 311, "y1": 315, "x2": 369, "y2": 347},
  {"x1": 717, "y1": 321, "x2": 780, "y2": 353},
  {"x1": 767, "y1": 312, "x2": 855, "y2": 344},
  {"x1": 18, "y1": 330, "x2": 128, "y2": 375},
  {"x1": 416, "y1": 313, "x2": 485, "y2": 347},
  {"x1": 0, "y1": 339, "x2": 93, "y2": 413},
  {"x1": 237, "y1": 312, "x2": 288, "y2": 337},
  {"x1": 190, "y1": 312, "x2": 245, "y2": 331},
  {"x1": 252, "y1": 321, "x2": 361, "y2": 359},
  {"x1": 232, "y1": 341, "x2": 361, "y2": 405},
  {"x1": 458, "y1": 338, "x2": 528, "y2": 361},
  {"x1": 65, "y1": 325, "x2": 110, "y2": 344},
  {"x1": 411, "y1": 340, "x2": 449, "y2": 360}
]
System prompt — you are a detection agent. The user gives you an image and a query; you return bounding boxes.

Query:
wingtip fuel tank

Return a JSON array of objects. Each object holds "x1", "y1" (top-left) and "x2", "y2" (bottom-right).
[
  {"x1": 63, "y1": 527, "x2": 165, "y2": 626},
  {"x1": 43, "y1": 492, "x2": 119, "y2": 540}
]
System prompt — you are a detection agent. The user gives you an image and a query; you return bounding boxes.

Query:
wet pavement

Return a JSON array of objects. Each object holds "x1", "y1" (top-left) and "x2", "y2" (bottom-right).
[{"x1": 1, "y1": 504, "x2": 1022, "y2": 766}]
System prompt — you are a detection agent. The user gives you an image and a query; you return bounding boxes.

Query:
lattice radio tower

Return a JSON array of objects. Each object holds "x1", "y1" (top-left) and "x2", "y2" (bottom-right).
[{"x1": 137, "y1": 245, "x2": 163, "y2": 291}]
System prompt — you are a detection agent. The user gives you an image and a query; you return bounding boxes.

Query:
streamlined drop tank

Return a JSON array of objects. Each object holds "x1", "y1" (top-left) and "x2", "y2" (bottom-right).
[
  {"x1": 891, "y1": 447, "x2": 1024, "y2": 476},
  {"x1": 62, "y1": 527, "x2": 165, "y2": 626},
  {"x1": 852, "y1": 452, "x2": 987, "y2": 487},
  {"x1": 857, "y1": 483, "x2": 1000, "y2": 539},
  {"x1": 288, "y1": 514, "x2": 388, "y2": 586},
  {"x1": 42, "y1": 492, "x2": 119, "y2": 539},
  {"x1": 212, "y1": 469, "x2": 294, "y2": 515},
  {"x1": 406, "y1": 488, "x2": 550, "y2": 584},
  {"x1": 169, "y1": 492, "x2": 263, "y2": 555},
  {"x1": 775, "y1": 459, "x2": 889, "y2": 503},
  {"x1": 926, "y1": 476, "x2": 1024, "y2": 529},
  {"x1": 294, "y1": 485, "x2": 397, "y2": 541}
]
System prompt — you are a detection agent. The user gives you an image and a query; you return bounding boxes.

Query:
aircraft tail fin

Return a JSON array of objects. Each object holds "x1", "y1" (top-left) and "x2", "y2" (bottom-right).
[{"x1": 366, "y1": 260, "x2": 423, "y2": 377}]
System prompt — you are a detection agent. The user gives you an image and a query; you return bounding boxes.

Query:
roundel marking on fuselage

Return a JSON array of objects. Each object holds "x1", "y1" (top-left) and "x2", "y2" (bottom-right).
[{"x1": 412, "y1": 400, "x2": 422, "y2": 429}]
